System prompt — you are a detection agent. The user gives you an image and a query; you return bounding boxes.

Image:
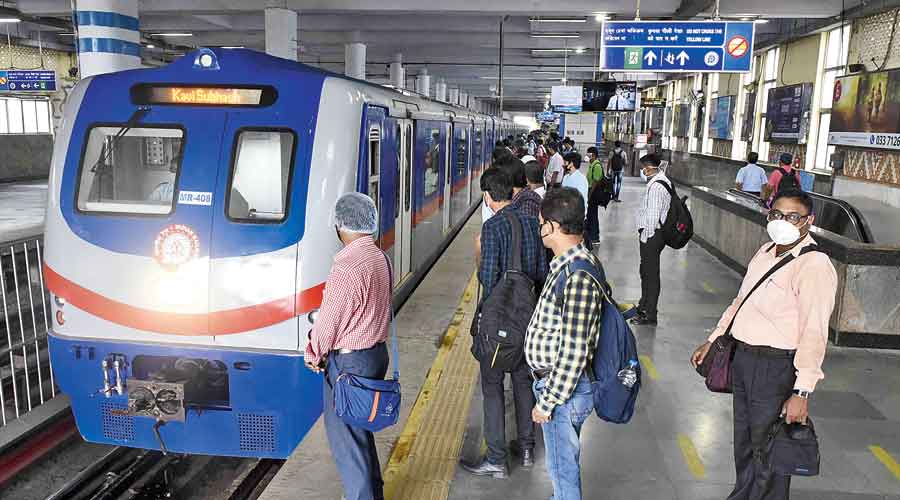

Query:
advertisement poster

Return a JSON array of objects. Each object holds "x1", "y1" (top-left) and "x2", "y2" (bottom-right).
[
  {"x1": 765, "y1": 83, "x2": 812, "y2": 143},
  {"x1": 551, "y1": 85, "x2": 583, "y2": 113},
  {"x1": 829, "y1": 69, "x2": 900, "y2": 150},
  {"x1": 741, "y1": 92, "x2": 756, "y2": 142},
  {"x1": 709, "y1": 96, "x2": 735, "y2": 139}
]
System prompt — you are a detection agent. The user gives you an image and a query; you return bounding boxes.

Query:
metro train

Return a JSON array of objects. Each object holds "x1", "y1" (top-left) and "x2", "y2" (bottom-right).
[{"x1": 45, "y1": 48, "x2": 524, "y2": 458}]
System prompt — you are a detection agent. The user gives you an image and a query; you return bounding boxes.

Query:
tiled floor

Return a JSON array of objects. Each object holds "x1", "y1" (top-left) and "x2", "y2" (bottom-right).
[{"x1": 449, "y1": 178, "x2": 900, "y2": 500}]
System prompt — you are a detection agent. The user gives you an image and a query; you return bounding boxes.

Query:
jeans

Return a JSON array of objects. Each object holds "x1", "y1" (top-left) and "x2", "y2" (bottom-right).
[
  {"x1": 324, "y1": 343, "x2": 389, "y2": 500},
  {"x1": 533, "y1": 374, "x2": 593, "y2": 500},
  {"x1": 611, "y1": 170, "x2": 624, "y2": 200},
  {"x1": 728, "y1": 345, "x2": 795, "y2": 500},
  {"x1": 481, "y1": 358, "x2": 536, "y2": 464},
  {"x1": 638, "y1": 230, "x2": 666, "y2": 320}
]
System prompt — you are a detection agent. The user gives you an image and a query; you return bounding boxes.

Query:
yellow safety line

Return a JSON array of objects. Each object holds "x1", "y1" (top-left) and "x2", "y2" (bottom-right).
[
  {"x1": 677, "y1": 433, "x2": 706, "y2": 479},
  {"x1": 701, "y1": 281, "x2": 718, "y2": 294},
  {"x1": 869, "y1": 445, "x2": 900, "y2": 481},
  {"x1": 383, "y1": 273, "x2": 480, "y2": 500},
  {"x1": 638, "y1": 355, "x2": 659, "y2": 380}
]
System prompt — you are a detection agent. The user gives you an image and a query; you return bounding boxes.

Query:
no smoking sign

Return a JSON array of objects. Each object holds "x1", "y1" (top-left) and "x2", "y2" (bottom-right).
[{"x1": 727, "y1": 36, "x2": 749, "y2": 58}]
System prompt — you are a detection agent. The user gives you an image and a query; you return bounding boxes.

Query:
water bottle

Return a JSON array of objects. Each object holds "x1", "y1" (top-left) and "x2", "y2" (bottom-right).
[{"x1": 617, "y1": 359, "x2": 639, "y2": 388}]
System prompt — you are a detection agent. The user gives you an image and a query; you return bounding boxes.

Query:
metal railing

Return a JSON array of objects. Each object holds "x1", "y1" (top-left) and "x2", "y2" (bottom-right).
[{"x1": 0, "y1": 235, "x2": 55, "y2": 427}]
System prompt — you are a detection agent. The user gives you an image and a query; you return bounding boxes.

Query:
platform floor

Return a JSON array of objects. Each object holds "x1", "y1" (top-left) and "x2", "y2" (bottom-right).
[{"x1": 0, "y1": 181, "x2": 46, "y2": 242}]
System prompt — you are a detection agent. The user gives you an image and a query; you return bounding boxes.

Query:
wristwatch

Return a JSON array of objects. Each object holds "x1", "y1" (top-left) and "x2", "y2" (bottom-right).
[{"x1": 792, "y1": 389, "x2": 811, "y2": 399}]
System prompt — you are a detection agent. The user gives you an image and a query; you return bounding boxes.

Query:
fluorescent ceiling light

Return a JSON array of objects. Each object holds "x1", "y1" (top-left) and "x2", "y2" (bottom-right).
[
  {"x1": 595, "y1": 14, "x2": 610, "y2": 22},
  {"x1": 754, "y1": 19, "x2": 769, "y2": 24},
  {"x1": 534, "y1": 71, "x2": 563, "y2": 75},
  {"x1": 530, "y1": 32, "x2": 581, "y2": 38},
  {"x1": 529, "y1": 17, "x2": 586, "y2": 23},
  {"x1": 0, "y1": 17, "x2": 21, "y2": 23},
  {"x1": 220, "y1": 46, "x2": 245, "y2": 49},
  {"x1": 574, "y1": 47, "x2": 586, "y2": 54},
  {"x1": 150, "y1": 33, "x2": 193, "y2": 37},
  {"x1": 145, "y1": 44, "x2": 155, "y2": 49},
  {"x1": 58, "y1": 32, "x2": 76, "y2": 36}
]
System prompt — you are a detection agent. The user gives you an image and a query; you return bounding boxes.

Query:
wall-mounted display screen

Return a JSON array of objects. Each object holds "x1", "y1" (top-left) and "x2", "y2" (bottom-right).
[
  {"x1": 765, "y1": 83, "x2": 813, "y2": 143},
  {"x1": 829, "y1": 68, "x2": 900, "y2": 150},
  {"x1": 709, "y1": 95, "x2": 735, "y2": 140},
  {"x1": 582, "y1": 81, "x2": 637, "y2": 112},
  {"x1": 132, "y1": 84, "x2": 276, "y2": 106},
  {"x1": 551, "y1": 85, "x2": 583, "y2": 113}
]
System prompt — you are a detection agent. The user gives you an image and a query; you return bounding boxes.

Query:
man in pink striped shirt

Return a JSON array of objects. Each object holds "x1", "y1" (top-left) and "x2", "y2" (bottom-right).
[{"x1": 305, "y1": 192, "x2": 391, "y2": 500}]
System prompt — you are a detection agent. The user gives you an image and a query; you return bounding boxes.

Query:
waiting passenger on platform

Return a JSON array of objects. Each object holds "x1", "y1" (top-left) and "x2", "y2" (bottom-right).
[
  {"x1": 608, "y1": 141, "x2": 628, "y2": 202},
  {"x1": 561, "y1": 137, "x2": 574, "y2": 154},
  {"x1": 691, "y1": 190, "x2": 837, "y2": 500},
  {"x1": 525, "y1": 160, "x2": 546, "y2": 199},
  {"x1": 501, "y1": 158, "x2": 542, "y2": 218},
  {"x1": 514, "y1": 138, "x2": 528, "y2": 159},
  {"x1": 632, "y1": 154, "x2": 671, "y2": 326},
  {"x1": 735, "y1": 152, "x2": 768, "y2": 197},
  {"x1": 585, "y1": 146, "x2": 605, "y2": 245},
  {"x1": 762, "y1": 153, "x2": 802, "y2": 207},
  {"x1": 463, "y1": 168, "x2": 547, "y2": 479},
  {"x1": 304, "y1": 193, "x2": 392, "y2": 500},
  {"x1": 526, "y1": 187, "x2": 605, "y2": 499},
  {"x1": 545, "y1": 143, "x2": 565, "y2": 189},
  {"x1": 535, "y1": 138, "x2": 549, "y2": 169},
  {"x1": 561, "y1": 152, "x2": 589, "y2": 214}
]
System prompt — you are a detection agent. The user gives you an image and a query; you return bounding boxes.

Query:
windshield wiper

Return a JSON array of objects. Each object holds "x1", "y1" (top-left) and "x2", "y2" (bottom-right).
[{"x1": 90, "y1": 106, "x2": 151, "y2": 173}]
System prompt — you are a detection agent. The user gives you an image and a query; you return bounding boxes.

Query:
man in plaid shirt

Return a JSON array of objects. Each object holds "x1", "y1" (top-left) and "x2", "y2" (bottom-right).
[{"x1": 526, "y1": 187, "x2": 605, "y2": 499}]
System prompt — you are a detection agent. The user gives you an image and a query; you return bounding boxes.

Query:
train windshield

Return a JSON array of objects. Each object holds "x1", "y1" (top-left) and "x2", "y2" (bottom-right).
[{"x1": 77, "y1": 126, "x2": 184, "y2": 215}]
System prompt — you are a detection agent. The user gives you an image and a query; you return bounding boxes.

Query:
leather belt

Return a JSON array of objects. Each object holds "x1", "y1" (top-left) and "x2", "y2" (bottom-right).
[
  {"x1": 735, "y1": 340, "x2": 795, "y2": 358},
  {"x1": 333, "y1": 348, "x2": 355, "y2": 355}
]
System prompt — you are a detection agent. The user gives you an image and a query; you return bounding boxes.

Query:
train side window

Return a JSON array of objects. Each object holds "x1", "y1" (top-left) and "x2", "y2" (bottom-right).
[
  {"x1": 423, "y1": 128, "x2": 440, "y2": 197},
  {"x1": 368, "y1": 126, "x2": 381, "y2": 213},
  {"x1": 395, "y1": 123, "x2": 402, "y2": 219},
  {"x1": 76, "y1": 126, "x2": 184, "y2": 215},
  {"x1": 227, "y1": 129, "x2": 295, "y2": 222},
  {"x1": 405, "y1": 124, "x2": 413, "y2": 211}
]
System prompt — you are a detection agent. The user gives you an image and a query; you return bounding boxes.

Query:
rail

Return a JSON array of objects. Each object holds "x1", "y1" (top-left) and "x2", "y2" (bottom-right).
[
  {"x1": 726, "y1": 189, "x2": 875, "y2": 244},
  {"x1": 0, "y1": 233, "x2": 54, "y2": 428}
]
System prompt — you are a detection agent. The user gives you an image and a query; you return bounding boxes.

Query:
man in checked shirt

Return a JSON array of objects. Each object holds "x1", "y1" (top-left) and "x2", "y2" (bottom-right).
[{"x1": 526, "y1": 187, "x2": 606, "y2": 499}]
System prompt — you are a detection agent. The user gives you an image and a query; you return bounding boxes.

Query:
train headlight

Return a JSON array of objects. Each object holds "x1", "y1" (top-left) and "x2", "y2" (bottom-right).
[{"x1": 307, "y1": 309, "x2": 319, "y2": 324}]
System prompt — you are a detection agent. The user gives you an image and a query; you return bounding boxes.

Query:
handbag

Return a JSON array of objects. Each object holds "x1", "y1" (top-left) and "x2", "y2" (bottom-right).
[
  {"x1": 696, "y1": 245, "x2": 820, "y2": 393},
  {"x1": 764, "y1": 417, "x2": 821, "y2": 476},
  {"x1": 332, "y1": 254, "x2": 402, "y2": 433}
]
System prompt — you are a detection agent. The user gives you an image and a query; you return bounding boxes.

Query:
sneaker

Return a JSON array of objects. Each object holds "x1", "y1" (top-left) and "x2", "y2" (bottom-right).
[
  {"x1": 630, "y1": 315, "x2": 658, "y2": 326},
  {"x1": 460, "y1": 457, "x2": 508, "y2": 479}
]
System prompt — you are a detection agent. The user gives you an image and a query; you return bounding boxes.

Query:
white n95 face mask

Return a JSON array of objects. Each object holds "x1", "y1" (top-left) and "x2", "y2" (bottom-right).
[
  {"x1": 766, "y1": 219, "x2": 802, "y2": 245},
  {"x1": 640, "y1": 169, "x2": 648, "y2": 183}
]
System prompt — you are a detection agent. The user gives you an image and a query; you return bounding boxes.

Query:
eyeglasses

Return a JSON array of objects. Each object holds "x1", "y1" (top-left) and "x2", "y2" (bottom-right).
[{"x1": 767, "y1": 209, "x2": 810, "y2": 224}]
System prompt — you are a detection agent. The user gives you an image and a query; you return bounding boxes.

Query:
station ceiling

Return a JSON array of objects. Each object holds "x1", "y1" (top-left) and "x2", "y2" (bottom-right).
[{"x1": 10, "y1": 0, "x2": 877, "y2": 112}]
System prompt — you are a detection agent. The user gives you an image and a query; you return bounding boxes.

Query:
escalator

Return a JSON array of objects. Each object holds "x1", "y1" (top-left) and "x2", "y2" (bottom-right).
[{"x1": 726, "y1": 189, "x2": 875, "y2": 244}]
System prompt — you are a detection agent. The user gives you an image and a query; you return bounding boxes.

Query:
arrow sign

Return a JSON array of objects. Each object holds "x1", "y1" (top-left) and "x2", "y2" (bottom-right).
[
  {"x1": 676, "y1": 51, "x2": 690, "y2": 66},
  {"x1": 644, "y1": 51, "x2": 657, "y2": 66}
]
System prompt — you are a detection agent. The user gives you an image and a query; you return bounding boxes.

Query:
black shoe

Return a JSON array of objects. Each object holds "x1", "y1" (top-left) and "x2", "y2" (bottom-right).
[
  {"x1": 630, "y1": 315, "x2": 658, "y2": 326},
  {"x1": 613, "y1": 199, "x2": 622, "y2": 203},
  {"x1": 509, "y1": 440, "x2": 535, "y2": 468},
  {"x1": 460, "y1": 457, "x2": 508, "y2": 479}
]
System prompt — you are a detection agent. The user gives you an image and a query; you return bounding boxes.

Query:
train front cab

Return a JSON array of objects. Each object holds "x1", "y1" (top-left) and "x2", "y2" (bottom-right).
[{"x1": 45, "y1": 51, "x2": 330, "y2": 458}]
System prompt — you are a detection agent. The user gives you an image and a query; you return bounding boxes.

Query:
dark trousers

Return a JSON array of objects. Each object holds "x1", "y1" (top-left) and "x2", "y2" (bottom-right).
[
  {"x1": 585, "y1": 187, "x2": 603, "y2": 243},
  {"x1": 611, "y1": 170, "x2": 624, "y2": 200},
  {"x1": 638, "y1": 230, "x2": 665, "y2": 320},
  {"x1": 728, "y1": 344, "x2": 796, "y2": 500},
  {"x1": 324, "y1": 343, "x2": 389, "y2": 500},
  {"x1": 480, "y1": 358, "x2": 536, "y2": 464}
]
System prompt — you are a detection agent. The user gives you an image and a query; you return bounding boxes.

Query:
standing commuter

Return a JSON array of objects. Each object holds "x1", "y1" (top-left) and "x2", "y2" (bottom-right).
[
  {"x1": 527, "y1": 187, "x2": 605, "y2": 499},
  {"x1": 735, "y1": 152, "x2": 768, "y2": 197},
  {"x1": 305, "y1": 193, "x2": 392, "y2": 500},
  {"x1": 691, "y1": 190, "x2": 837, "y2": 500},
  {"x1": 608, "y1": 141, "x2": 628, "y2": 202},
  {"x1": 501, "y1": 159, "x2": 542, "y2": 218},
  {"x1": 561, "y1": 152, "x2": 589, "y2": 213},
  {"x1": 585, "y1": 147, "x2": 605, "y2": 245},
  {"x1": 632, "y1": 153, "x2": 671, "y2": 326},
  {"x1": 535, "y1": 138, "x2": 549, "y2": 169},
  {"x1": 545, "y1": 143, "x2": 565, "y2": 189},
  {"x1": 463, "y1": 168, "x2": 548, "y2": 478},
  {"x1": 525, "y1": 160, "x2": 547, "y2": 199},
  {"x1": 761, "y1": 153, "x2": 802, "y2": 207}
]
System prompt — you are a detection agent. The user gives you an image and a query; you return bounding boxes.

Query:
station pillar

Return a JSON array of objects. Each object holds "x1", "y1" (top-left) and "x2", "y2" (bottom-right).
[
  {"x1": 265, "y1": 7, "x2": 298, "y2": 61},
  {"x1": 460, "y1": 91, "x2": 468, "y2": 108},
  {"x1": 436, "y1": 80, "x2": 447, "y2": 102},
  {"x1": 74, "y1": 0, "x2": 141, "y2": 78},
  {"x1": 415, "y1": 68, "x2": 431, "y2": 97},
  {"x1": 344, "y1": 42, "x2": 366, "y2": 80},
  {"x1": 390, "y1": 53, "x2": 405, "y2": 89}
]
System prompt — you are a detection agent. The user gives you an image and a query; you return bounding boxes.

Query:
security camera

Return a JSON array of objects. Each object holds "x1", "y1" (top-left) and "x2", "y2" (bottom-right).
[{"x1": 68, "y1": 67, "x2": 78, "y2": 78}]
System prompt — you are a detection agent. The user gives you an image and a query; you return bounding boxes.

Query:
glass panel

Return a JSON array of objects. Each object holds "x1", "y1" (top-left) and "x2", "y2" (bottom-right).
[
  {"x1": 77, "y1": 126, "x2": 184, "y2": 215},
  {"x1": 7, "y1": 99, "x2": 23, "y2": 133},
  {"x1": 815, "y1": 113, "x2": 832, "y2": 170},
  {"x1": 0, "y1": 100, "x2": 7, "y2": 133},
  {"x1": 765, "y1": 49, "x2": 778, "y2": 80},
  {"x1": 821, "y1": 71, "x2": 837, "y2": 109},
  {"x1": 424, "y1": 129, "x2": 440, "y2": 197},
  {"x1": 826, "y1": 29, "x2": 841, "y2": 68},
  {"x1": 35, "y1": 100, "x2": 51, "y2": 133},
  {"x1": 228, "y1": 130, "x2": 295, "y2": 221},
  {"x1": 22, "y1": 100, "x2": 37, "y2": 133}
]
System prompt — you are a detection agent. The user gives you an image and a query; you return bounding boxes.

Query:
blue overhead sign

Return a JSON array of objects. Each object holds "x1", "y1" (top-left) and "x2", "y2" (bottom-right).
[
  {"x1": 0, "y1": 70, "x2": 58, "y2": 92},
  {"x1": 601, "y1": 21, "x2": 754, "y2": 73}
]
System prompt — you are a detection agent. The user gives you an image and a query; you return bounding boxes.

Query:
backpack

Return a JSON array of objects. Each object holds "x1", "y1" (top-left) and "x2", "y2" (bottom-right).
[
  {"x1": 595, "y1": 176, "x2": 613, "y2": 208},
  {"x1": 655, "y1": 180, "x2": 693, "y2": 249},
  {"x1": 610, "y1": 149, "x2": 626, "y2": 172},
  {"x1": 775, "y1": 167, "x2": 801, "y2": 194},
  {"x1": 470, "y1": 212, "x2": 538, "y2": 371},
  {"x1": 553, "y1": 257, "x2": 640, "y2": 424}
]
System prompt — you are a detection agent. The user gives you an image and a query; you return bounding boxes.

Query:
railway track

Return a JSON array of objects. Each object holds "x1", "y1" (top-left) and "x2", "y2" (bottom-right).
[{"x1": 44, "y1": 446, "x2": 284, "y2": 500}]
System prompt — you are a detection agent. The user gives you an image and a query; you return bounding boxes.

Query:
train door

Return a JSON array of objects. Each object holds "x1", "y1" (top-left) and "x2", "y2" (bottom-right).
[
  {"x1": 394, "y1": 119, "x2": 413, "y2": 284},
  {"x1": 442, "y1": 121, "x2": 453, "y2": 234},
  {"x1": 209, "y1": 111, "x2": 303, "y2": 350}
]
